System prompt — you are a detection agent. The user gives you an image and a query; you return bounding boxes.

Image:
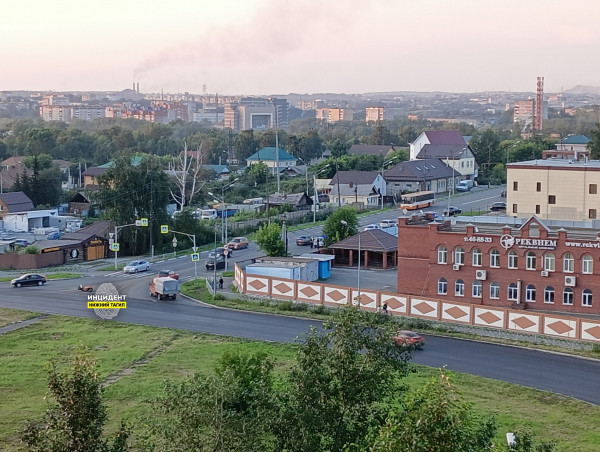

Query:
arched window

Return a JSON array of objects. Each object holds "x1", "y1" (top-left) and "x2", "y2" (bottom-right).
[
  {"x1": 543, "y1": 253, "x2": 555, "y2": 272},
  {"x1": 508, "y1": 250, "x2": 518, "y2": 269},
  {"x1": 526, "y1": 252, "x2": 537, "y2": 270},
  {"x1": 490, "y1": 282, "x2": 500, "y2": 299},
  {"x1": 437, "y1": 246, "x2": 447, "y2": 264},
  {"x1": 582, "y1": 255, "x2": 593, "y2": 274},
  {"x1": 525, "y1": 284, "x2": 536, "y2": 302},
  {"x1": 454, "y1": 247, "x2": 465, "y2": 265},
  {"x1": 438, "y1": 278, "x2": 447, "y2": 295},
  {"x1": 544, "y1": 286, "x2": 554, "y2": 304},
  {"x1": 507, "y1": 283, "x2": 518, "y2": 301},
  {"x1": 455, "y1": 279, "x2": 465, "y2": 296},
  {"x1": 563, "y1": 288, "x2": 574, "y2": 305},
  {"x1": 490, "y1": 249, "x2": 500, "y2": 268},
  {"x1": 472, "y1": 280, "x2": 482, "y2": 298},
  {"x1": 563, "y1": 253, "x2": 574, "y2": 273},
  {"x1": 582, "y1": 289, "x2": 592, "y2": 307},
  {"x1": 472, "y1": 248, "x2": 482, "y2": 267}
]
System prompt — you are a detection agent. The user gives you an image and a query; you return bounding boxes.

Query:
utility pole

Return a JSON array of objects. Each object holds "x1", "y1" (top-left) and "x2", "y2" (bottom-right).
[{"x1": 275, "y1": 108, "x2": 280, "y2": 194}]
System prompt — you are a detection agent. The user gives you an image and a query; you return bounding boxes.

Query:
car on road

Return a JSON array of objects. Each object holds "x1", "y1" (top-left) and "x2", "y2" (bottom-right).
[
  {"x1": 12, "y1": 239, "x2": 29, "y2": 247},
  {"x1": 443, "y1": 206, "x2": 462, "y2": 216},
  {"x1": 123, "y1": 260, "x2": 151, "y2": 273},
  {"x1": 158, "y1": 269, "x2": 179, "y2": 280},
  {"x1": 227, "y1": 237, "x2": 248, "y2": 250},
  {"x1": 363, "y1": 224, "x2": 380, "y2": 232},
  {"x1": 393, "y1": 330, "x2": 424, "y2": 347},
  {"x1": 208, "y1": 247, "x2": 231, "y2": 259},
  {"x1": 490, "y1": 202, "x2": 507, "y2": 212},
  {"x1": 313, "y1": 236, "x2": 325, "y2": 248},
  {"x1": 47, "y1": 232, "x2": 64, "y2": 240},
  {"x1": 379, "y1": 219, "x2": 398, "y2": 229},
  {"x1": 11, "y1": 273, "x2": 46, "y2": 288},
  {"x1": 296, "y1": 235, "x2": 312, "y2": 246},
  {"x1": 206, "y1": 255, "x2": 225, "y2": 270}
]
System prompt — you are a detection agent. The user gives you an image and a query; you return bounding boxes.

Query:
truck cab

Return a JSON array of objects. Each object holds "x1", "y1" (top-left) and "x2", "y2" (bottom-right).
[{"x1": 149, "y1": 276, "x2": 180, "y2": 300}]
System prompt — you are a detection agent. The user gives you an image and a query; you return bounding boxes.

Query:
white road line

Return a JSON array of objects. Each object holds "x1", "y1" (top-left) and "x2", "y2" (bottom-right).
[{"x1": 462, "y1": 195, "x2": 500, "y2": 205}]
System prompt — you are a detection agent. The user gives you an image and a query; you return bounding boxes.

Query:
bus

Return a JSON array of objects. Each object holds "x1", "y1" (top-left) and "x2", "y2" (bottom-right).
[{"x1": 400, "y1": 191, "x2": 435, "y2": 210}]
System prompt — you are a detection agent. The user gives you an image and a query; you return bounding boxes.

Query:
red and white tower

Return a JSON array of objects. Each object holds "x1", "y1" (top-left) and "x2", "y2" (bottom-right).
[{"x1": 534, "y1": 76, "x2": 544, "y2": 132}]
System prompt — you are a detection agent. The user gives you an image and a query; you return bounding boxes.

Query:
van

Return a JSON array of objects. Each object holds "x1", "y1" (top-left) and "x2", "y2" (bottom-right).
[
  {"x1": 200, "y1": 209, "x2": 217, "y2": 220},
  {"x1": 456, "y1": 180, "x2": 474, "y2": 192}
]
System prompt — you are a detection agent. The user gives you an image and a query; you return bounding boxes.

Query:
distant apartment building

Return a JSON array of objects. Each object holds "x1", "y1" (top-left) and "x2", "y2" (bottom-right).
[
  {"x1": 224, "y1": 97, "x2": 288, "y2": 132},
  {"x1": 296, "y1": 99, "x2": 325, "y2": 110},
  {"x1": 40, "y1": 105, "x2": 73, "y2": 122},
  {"x1": 513, "y1": 100, "x2": 535, "y2": 130},
  {"x1": 71, "y1": 105, "x2": 105, "y2": 121},
  {"x1": 315, "y1": 107, "x2": 354, "y2": 123},
  {"x1": 41, "y1": 95, "x2": 70, "y2": 106},
  {"x1": 365, "y1": 106, "x2": 385, "y2": 123}
]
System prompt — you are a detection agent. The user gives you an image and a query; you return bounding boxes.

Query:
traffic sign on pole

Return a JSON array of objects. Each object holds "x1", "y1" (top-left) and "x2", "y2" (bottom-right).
[
  {"x1": 191, "y1": 253, "x2": 200, "y2": 262},
  {"x1": 161, "y1": 225, "x2": 169, "y2": 234},
  {"x1": 111, "y1": 243, "x2": 120, "y2": 252},
  {"x1": 140, "y1": 218, "x2": 149, "y2": 226}
]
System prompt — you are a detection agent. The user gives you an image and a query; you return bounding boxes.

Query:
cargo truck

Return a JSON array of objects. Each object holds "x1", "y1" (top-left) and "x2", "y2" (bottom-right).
[{"x1": 149, "y1": 276, "x2": 180, "y2": 300}]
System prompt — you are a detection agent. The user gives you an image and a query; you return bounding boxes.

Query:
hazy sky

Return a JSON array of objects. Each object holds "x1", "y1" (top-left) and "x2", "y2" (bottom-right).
[{"x1": 3, "y1": 0, "x2": 599, "y2": 95}]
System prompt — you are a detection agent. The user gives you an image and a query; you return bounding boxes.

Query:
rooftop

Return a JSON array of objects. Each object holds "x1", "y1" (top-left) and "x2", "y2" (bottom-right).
[{"x1": 509, "y1": 159, "x2": 600, "y2": 169}]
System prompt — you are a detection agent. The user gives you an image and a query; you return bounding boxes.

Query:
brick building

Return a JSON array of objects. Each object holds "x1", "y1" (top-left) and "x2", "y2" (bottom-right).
[{"x1": 397, "y1": 215, "x2": 600, "y2": 315}]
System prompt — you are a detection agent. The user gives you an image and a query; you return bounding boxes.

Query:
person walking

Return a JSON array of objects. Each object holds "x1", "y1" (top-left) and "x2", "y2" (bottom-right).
[
  {"x1": 219, "y1": 277, "x2": 224, "y2": 290},
  {"x1": 382, "y1": 302, "x2": 388, "y2": 315}
]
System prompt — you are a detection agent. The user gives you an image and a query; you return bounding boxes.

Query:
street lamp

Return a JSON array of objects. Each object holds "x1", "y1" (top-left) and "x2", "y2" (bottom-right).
[
  {"x1": 380, "y1": 159, "x2": 395, "y2": 210},
  {"x1": 209, "y1": 177, "x2": 238, "y2": 245},
  {"x1": 313, "y1": 164, "x2": 330, "y2": 223},
  {"x1": 281, "y1": 212, "x2": 288, "y2": 256},
  {"x1": 341, "y1": 220, "x2": 360, "y2": 306}
]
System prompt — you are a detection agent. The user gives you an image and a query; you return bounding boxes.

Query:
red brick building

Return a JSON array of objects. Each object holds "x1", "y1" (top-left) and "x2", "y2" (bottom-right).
[{"x1": 397, "y1": 215, "x2": 600, "y2": 315}]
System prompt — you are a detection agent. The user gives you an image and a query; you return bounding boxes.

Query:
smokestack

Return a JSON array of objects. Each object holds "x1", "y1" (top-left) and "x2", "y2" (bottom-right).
[
  {"x1": 136, "y1": 82, "x2": 140, "y2": 94},
  {"x1": 133, "y1": 82, "x2": 135, "y2": 92}
]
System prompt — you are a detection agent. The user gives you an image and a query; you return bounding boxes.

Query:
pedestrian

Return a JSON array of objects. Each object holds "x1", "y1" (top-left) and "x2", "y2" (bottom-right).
[
  {"x1": 310, "y1": 237, "x2": 314, "y2": 249},
  {"x1": 219, "y1": 277, "x2": 224, "y2": 290},
  {"x1": 382, "y1": 303, "x2": 388, "y2": 315}
]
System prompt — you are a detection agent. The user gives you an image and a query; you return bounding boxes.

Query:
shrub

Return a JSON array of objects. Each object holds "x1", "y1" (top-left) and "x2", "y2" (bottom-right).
[{"x1": 24, "y1": 245, "x2": 41, "y2": 254}]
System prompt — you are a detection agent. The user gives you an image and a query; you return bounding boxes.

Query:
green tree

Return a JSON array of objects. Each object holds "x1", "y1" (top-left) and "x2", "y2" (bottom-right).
[
  {"x1": 365, "y1": 122, "x2": 394, "y2": 145},
  {"x1": 234, "y1": 129, "x2": 259, "y2": 163},
  {"x1": 588, "y1": 123, "x2": 600, "y2": 159},
  {"x1": 20, "y1": 348, "x2": 130, "y2": 452},
  {"x1": 370, "y1": 369, "x2": 497, "y2": 452},
  {"x1": 506, "y1": 430, "x2": 556, "y2": 452},
  {"x1": 255, "y1": 222, "x2": 286, "y2": 256},
  {"x1": 322, "y1": 206, "x2": 359, "y2": 246}
]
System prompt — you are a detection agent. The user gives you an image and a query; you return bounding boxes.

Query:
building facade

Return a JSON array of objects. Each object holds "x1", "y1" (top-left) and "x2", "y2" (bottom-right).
[
  {"x1": 397, "y1": 215, "x2": 600, "y2": 315},
  {"x1": 507, "y1": 159, "x2": 600, "y2": 221},
  {"x1": 365, "y1": 106, "x2": 385, "y2": 122}
]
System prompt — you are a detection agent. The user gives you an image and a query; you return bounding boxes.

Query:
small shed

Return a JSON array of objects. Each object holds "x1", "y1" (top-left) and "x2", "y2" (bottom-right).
[
  {"x1": 246, "y1": 257, "x2": 319, "y2": 281},
  {"x1": 327, "y1": 229, "x2": 398, "y2": 269}
]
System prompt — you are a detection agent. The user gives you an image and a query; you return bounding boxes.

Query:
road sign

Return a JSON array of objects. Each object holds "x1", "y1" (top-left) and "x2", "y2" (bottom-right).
[
  {"x1": 109, "y1": 232, "x2": 115, "y2": 239},
  {"x1": 140, "y1": 218, "x2": 149, "y2": 226},
  {"x1": 172, "y1": 236, "x2": 178, "y2": 248},
  {"x1": 111, "y1": 243, "x2": 120, "y2": 252},
  {"x1": 161, "y1": 225, "x2": 169, "y2": 234},
  {"x1": 192, "y1": 246, "x2": 198, "y2": 252},
  {"x1": 191, "y1": 253, "x2": 200, "y2": 262},
  {"x1": 223, "y1": 248, "x2": 229, "y2": 256},
  {"x1": 135, "y1": 220, "x2": 142, "y2": 226}
]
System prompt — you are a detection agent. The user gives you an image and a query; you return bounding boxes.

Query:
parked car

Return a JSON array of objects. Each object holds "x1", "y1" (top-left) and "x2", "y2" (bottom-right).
[
  {"x1": 123, "y1": 260, "x2": 151, "y2": 273},
  {"x1": 227, "y1": 237, "x2": 248, "y2": 250},
  {"x1": 363, "y1": 224, "x2": 380, "y2": 232},
  {"x1": 296, "y1": 235, "x2": 312, "y2": 246},
  {"x1": 158, "y1": 269, "x2": 179, "y2": 280},
  {"x1": 379, "y1": 219, "x2": 398, "y2": 229},
  {"x1": 490, "y1": 202, "x2": 507, "y2": 212},
  {"x1": 313, "y1": 236, "x2": 325, "y2": 248},
  {"x1": 393, "y1": 330, "x2": 424, "y2": 347},
  {"x1": 12, "y1": 239, "x2": 29, "y2": 247},
  {"x1": 443, "y1": 206, "x2": 462, "y2": 216},
  {"x1": 11, "y1": 273, "x2": 46, "y2": 288},
  {"x1": 206, "y1": 255, "x2": 225, "y2": 270},
  {"x1": 47, "y1": 232, "x2": 64, "y2": 240}
]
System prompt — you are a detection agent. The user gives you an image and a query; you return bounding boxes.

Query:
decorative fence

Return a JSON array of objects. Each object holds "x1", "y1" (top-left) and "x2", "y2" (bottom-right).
[{"x1": 233, "y1": 263, "x2": 600, "y2": 343}]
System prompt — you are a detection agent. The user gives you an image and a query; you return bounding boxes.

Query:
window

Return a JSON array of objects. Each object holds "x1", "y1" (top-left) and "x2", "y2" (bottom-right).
[
  {"x1": 582, "y1": 255, "x2": 593, "y2": 274},
  {"x1": 563, "y1": 288, "x2": 574, "y2": 305},
  {"x1": 525, "y1": 284, "x2": 536, "y2": 302},
  {"x1": 582, "y1": 289, "x2": 593, "y2": 307},
  {"x1": 526, "y1": 251, "x2": 537, "y2": 270},
  {"x1": 490, "y1": 282, "x2": 500, "y2": 299},
  {"x1": 508, "y1": 250, "x2": 518, "y2": 269},
  {"x1": 454, "y1": 247, "x2": 465, "y2": 265},
  {"x1": 536, "y1": 205, "x2": 541, "y2": 214},
  {"x1": 589, "y1": 184, "x2": 597, "y2": 194},
  {"x1": 563, "y1": 253, "x2": 574, "y2": 273},
  {"x1": 438, "y1": 278, "x2": 447, "y2": 295},
  {"x1": 512, "y1": 204, "x2": 518, "y2": 214},
  {"x1": 472, "y1": 248, "x2": 482, "y2": 267},
  {"x1": 536, "y1": 182, "x2": 542, "y2": 192},
  {"x1": 544, "y1": 253, "x2": 555, "y2": 272},
  {"x1": 544, "y1": 286, "x2": 554, "y2": 304},
  {"x1": 590, "y1": 209, "x2": 597, "y2": 219},
  {"x1": 472, "y1": 281, "x2": 482, "y2": 298},
  {"x1": 548, "y1": 195, "x2": 556, "y2": 204},
  {"x1": 455, "y1": 279, "x2": 464, "y2": 296},
  {"x1": 513, "y1": 181, "x2": 518, "y2": 191},
  {"x1": 490, "y1": 249, "x2": 500, "y2": 268},
  {"x1": 508, "y1": 283, "x2": 518, "y2": 301},
  {"x1": 437, "y1": 246, "x2": 447, "y2": 264}
]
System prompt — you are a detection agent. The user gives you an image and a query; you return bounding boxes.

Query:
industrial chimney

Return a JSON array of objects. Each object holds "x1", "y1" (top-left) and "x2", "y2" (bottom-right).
[{"x1": 136, "y1": 82, "x2": 140, "y2": 94}]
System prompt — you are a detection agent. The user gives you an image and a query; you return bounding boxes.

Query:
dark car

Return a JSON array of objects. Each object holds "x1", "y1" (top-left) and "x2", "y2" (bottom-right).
[
  {"x1": 12, "y1": 239, "x2": 29, "y2": 247},
  {"x1": 296, "y1": 235, "x2": 312, "y2": 246},
  {"x1": 11, "y1": 273, "x2": 46, "y2": 288},
  {"x1": 443, "y1": 206, "x2": 462, "y2": 216},
  {"x1": 158, "y1": 270, "x2": 179, "y2": 280},
  {"x1": 393, "y1": 330, "x2": 424, "y2": 347},
  {"x1": 208, "y1": 247, "x2": 231, "y2": 259},
  {"x1": 206, "y1": 255, "x2": 225, "y2": 270},
  {"x1": 490, "y1": 202, "x2": 507, "y2": 212}
]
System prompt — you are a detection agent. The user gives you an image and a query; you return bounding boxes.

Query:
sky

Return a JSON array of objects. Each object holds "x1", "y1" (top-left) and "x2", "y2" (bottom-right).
[{"x1": 2, "y1": 0, "x2": 600, "y2": 95}]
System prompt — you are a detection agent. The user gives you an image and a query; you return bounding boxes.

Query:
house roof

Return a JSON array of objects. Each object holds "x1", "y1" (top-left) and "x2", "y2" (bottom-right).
[
  {"x1": 82, "y1": 166, "x2": 108, "y2": 177},
  {"x1": 347, "y1": 144, "x2": 395, "y2": 156},
  {"x1": 201, "y1": 164, "x2": 231, "y2": 174},
  {"x1": 423, "y1": 130, "x2": 467, "y2": 146},
  {"x1": 246, "y1": 147, "x2": 296, "y2": 162},
  {"x1": 99, "y1": 156, "x2": 143, "y2": 168},
  {"x1": 1, "y1": 156, "x2": 26, "y2": 167},
  {"x1": 329, "y1": 171, "x2": 380, "y2": 186},
  {"x1": 62, "y1": 220, "x2": 112, "y2": 240},
  {"x1": 416, "y1": 144, "x2": 472, "y2": 160},
  {"x1": 267, "y1": 192, "x2": 312, "y2": 206},
  {"x1": 328, "y1": 229, "x2": 398, "y2": 252},
  {"x1": 0, "y1": 191, "x2": 33, "y2": 212},
  {"x1": 384, "y1": 158, "x2": 455, "y2": 182},
  {"x1": 330, "y1": 184, "x2": 377, "y2": 197},
  {"x1": 0, "y1": 165, "x2": 33, "y2": 190},
  {"x1": 559, "y1": 135, "x2": 590, "y2": 145}
]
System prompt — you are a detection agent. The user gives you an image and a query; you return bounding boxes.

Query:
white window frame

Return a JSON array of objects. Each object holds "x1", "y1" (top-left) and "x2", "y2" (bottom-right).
[
  {"x1": 563, "y1": 253, "x2": 574, "y2": 273},
  {"x1": 526, "y1": 252, "x2": 537, "y2": 271},
  {"x1": 563, "y1": 288, "x2": 574, "y2": 305},
  {"x1": 582, "y1": 289, "x2": 592, "y2": 307},
  {"x1": 438, "y1": 278, "x2": 447, "y2": 295},
  {"x1": 544, "y1": 286, "x2": 554, "y2": 304},
  {"x1": 454, "y1": 247, "x2": 465, "y2": 265},
  {"x1": 582, "y1": 255, "x2": 593, "y2": 274},
  {"x1": 490, "y1": 282, "x2": 500, "y2": 299},
  {"x1": 472, "y1": 248, "x2": 482, "y2": 267},
  {"x1": 525, "y1": 284, "x2": 536, "y2": 302},
  {"x1": 437, "y1": 246, "x2": 447, "y2": 264},
  {"x1": 472, "y1": 281, "x2": 482, "y2": 298},
  {"x1": 508, "y1": 251, "x2": 518, "y2": 269},
  {"x1": 455, "y1": 279, "x2": 465, "y2": 297},
  {"x1": 544, "y1": 253, "x2": 555, "y2": 272},
  {"x1": 490, "y1": 249, "x2": 500, "y2": 268},
  {"x1": 508, "y1": 283, "x2": 518, "y2": 301}
]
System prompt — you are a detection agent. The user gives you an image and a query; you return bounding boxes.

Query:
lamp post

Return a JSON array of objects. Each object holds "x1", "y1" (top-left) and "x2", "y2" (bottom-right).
[
  {"x1": 281, "y1": 212, "x2": 288, "y2": 256},
  {"x1": 213, "y1": 227, "x2": 217, "y2": 299},
  {"x1": 341, "y1": 220, "x2": 360, "y2": 306},
  {"x1": 209, "y1": 178, "x2": 238, "y2": 246},
  {"x1": 313, "y1": 164, "x2": 330, "y2": 223},
  {"x1": 380, "y1": 159, "x2": 395, "y2": 210}
]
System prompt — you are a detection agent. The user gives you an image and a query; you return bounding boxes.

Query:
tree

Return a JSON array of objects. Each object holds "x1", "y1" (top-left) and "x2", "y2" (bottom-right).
[
  {"x1": 370, "y1": 369, "x2": 497, "y2": 452},
  {"x1": 169, "y1": 141, "x2": 208, "y2": 210},
  {"x1": 234, "y1": 130, "x2": 258, "y2": 163},
  {"x1": 255, "y1": 222, "x2": 286, "y2": 256},
  {"x1": 322, "y1": 206, "x2": 359, "y2": 246},
  {"x1": 588, "y1": 123, "x2": 600, "y2": 159},
  {"x1": 365, "y1": 122, "x2": 394, "y2": 145},
  {"x1": 20, "y1": 348, "x2": 130, "y2": 452}
]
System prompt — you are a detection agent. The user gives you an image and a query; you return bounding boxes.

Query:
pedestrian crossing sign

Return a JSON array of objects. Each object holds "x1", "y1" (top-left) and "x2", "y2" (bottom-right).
[
  {"x1": 191, "y1": 253, "x2": 200, "y2": 262},
  {"x1": 111, "y1": 243, "x2": 120, "y2": 252},
  {"x1": 161, "y1": 225, "x2": 169, "y2": 234},
  {"x1": 140, "y1": 218, "x2": 149, "y2": 226}
]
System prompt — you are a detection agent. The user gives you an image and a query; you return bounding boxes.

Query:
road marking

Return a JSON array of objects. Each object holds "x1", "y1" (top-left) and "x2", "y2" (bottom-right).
[{"x1": 462, "y1": 195, "x2": 500, "y2": 205}]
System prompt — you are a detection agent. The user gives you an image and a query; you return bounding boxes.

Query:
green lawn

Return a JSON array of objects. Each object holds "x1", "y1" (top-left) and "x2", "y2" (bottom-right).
[
  {"x1": 0, "y1": 308, "x2": 38, "y2": 328},
  {"x1": 0, "y1": 309, "x2": 599, "y2": 451}
]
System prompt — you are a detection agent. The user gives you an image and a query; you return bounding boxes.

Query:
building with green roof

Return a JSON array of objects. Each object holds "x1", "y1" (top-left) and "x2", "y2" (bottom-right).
[{"x1": 246, "y1": 147, "x2": 297, "y2": 171}]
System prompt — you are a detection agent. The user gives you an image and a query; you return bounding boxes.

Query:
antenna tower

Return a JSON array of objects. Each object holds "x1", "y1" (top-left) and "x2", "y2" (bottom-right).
[{"x1": 534, "y1": 76, "x2": 544, "y2": 132}]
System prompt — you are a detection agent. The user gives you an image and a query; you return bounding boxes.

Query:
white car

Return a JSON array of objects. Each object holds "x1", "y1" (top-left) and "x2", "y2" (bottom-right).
[
  {"x1": 363, "y1": 224, "x2": 381, "y2": 232},
  {"x1": 379, "y1": 219, "x2": 398, "y2": 229},
  {"x1": 123, "y1": 260, "x2": 151, "y2": 273}
]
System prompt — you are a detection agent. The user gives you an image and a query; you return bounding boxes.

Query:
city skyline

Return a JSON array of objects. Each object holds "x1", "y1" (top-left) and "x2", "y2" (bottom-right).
[{"x1": 3, "y1": 0, "x2": 600, "y2": 95}]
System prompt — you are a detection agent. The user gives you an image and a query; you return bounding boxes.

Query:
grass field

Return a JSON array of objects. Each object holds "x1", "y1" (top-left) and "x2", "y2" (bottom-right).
[{"x1": 0, "y1": 309, "x2": 599, "y2": 451}]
